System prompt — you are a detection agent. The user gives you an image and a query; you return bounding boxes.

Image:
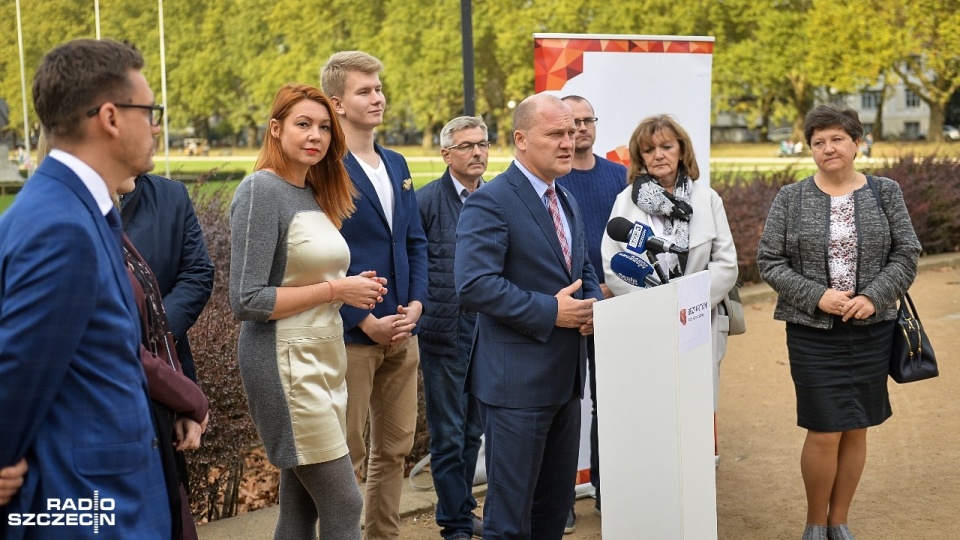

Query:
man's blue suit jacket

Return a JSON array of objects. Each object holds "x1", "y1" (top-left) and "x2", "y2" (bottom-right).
[
  {"x1": 339, "y1": 145, "x2": 428, "y2": 345},
  {"x1": 0, "y1": 158, "x2": 170, "y2": 538},
  {"x1": 455, "y1": 163, "x2": 603, "y2": 409},
  {"x1": 121, "y1": 174, "x2": 215, "y2": 382}
]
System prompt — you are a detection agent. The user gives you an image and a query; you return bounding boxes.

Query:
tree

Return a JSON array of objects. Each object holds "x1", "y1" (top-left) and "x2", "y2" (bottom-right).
[
  {"x1": 808, "y1": 0, "x2": 904, "y2": 141},
  {"x1": 0, "y1": 0, "x2": 95, "y2": 142},
  {"x1": 876, "y1": 2, "x2": 960, "y2": 142},
  {"x1": 473, "y1": 0, "x2": 539, "y2": 148},
  {"x1": 161, "y1": 0, "x2": 238, "y2": 141},
  {"x1": 712, "y1": 0, "x2": 820, "y2": 143},
  {"x1": 5, "y1": 0, "x2": 958, "y2": 149},
  {"x1": 379, "y1": 0, "x2": 466, "y2": 149}
]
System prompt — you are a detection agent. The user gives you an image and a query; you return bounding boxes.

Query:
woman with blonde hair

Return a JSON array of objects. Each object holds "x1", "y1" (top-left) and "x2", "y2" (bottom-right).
[
  {"x1": 600, "y1": 114, "x2": 738, "y2": 463},
  {"x1": 229, "y1": 83, "x2": 387, "y2": 539}
]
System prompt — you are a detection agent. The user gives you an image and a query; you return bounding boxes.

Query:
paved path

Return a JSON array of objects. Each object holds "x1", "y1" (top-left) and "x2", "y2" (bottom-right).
[{"x1": 198, "y1": 253, "x2": 960, "y2": 539}]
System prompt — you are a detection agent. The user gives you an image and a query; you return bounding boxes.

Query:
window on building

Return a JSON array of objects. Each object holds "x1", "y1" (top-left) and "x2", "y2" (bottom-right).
[
  {"x1": 905, "y1": 89, "x2": 920, "y2": 108},
  {"x1": 861, "y1": 91, "x2": 882, "y2": 110},
  {"x1": 828, "y1": 93, "x2": 847, "y2": 106}
]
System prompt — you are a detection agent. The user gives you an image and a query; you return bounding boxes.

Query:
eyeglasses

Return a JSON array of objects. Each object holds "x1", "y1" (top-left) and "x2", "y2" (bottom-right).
[
  {"x1": 574, "y1": 117, "x2": 598, "y2": 127},
  {"x1": 86, "y1": 103, "x2": 165, "y2": 127},
  {"x1": 444, "y1": 140, "x2": 491, "y2": 152}
]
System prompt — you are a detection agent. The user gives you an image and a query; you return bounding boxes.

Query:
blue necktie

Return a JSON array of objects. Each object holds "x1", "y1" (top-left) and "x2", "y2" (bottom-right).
[{"x1": 105, "y1": 207, "x2": 124, "y2": 248}]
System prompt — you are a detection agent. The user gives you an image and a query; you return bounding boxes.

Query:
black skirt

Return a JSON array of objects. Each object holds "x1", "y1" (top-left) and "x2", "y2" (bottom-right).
[{"x1": 786, "y1": 317, "x2": 895, "y2": 432}]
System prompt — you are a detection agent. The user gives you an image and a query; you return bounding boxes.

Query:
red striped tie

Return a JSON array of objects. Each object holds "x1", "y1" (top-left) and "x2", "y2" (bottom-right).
[{"x1": 545, "y1": 186, "x2": 571, "y2": 271}]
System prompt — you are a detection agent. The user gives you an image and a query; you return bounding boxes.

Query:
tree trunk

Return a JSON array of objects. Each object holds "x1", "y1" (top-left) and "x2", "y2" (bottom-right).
[
  {"x1": 760, "y1": 95, "x2": 774, "y2": 141},
  {"x1": 875, "y1": 92, "x2": 885, "y2": 142},
  {"x1": 194, "y1": 117, "x2": 210, "y2": 140},
  {"x1": 928, "y1": 100, "x2": 946, "y2": 143},
  {"x1": 788, "y1": 72, "x2": 814, "y2": 144},
  {"x1": 421, "y1": 124, "x2": 433, "y2": 150},
  {"x1": 497, "y1": 109, "x2": 512, "y2": 151}
]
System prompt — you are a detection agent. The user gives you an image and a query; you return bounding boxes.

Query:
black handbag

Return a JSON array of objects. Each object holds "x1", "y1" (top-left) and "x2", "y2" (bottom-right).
[{"x1": 889, "y1": 292, "x2": 938, "y2": 383}]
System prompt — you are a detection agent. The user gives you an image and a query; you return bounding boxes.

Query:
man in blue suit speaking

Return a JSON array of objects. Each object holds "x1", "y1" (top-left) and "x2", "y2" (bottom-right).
[
  {"x1": 455, "y1": 94, "x2": 603, "y2": 539},
  {"x1": 0, "y1": 39, "x2": 170, "y2": 538}
]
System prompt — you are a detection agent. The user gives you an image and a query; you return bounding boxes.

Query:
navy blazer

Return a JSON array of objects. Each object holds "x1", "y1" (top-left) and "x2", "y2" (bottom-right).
[
  {"x1": 0, "y1": 158, "x2": 170, "y2": 538},
  {"x1": 455, "y1": 163, "x2": 602, "y2": 408},
  {"x1": 339, "y1": 145, "x2": 428, "y2": 345},
  {"x1": 121, "y1": 174, "x2": 215, "y2": 381}
]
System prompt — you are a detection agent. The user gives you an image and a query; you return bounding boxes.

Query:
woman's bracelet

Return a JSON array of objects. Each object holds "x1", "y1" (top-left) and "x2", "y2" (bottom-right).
[{"x1": 327, "y1": 280, "x2": 335, "y2": 303}]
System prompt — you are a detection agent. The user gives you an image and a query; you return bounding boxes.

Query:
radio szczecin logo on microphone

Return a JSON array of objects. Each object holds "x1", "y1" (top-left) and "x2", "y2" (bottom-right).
[{"x1": 7, "y1": 491, "x2": 116, "y2": 534}]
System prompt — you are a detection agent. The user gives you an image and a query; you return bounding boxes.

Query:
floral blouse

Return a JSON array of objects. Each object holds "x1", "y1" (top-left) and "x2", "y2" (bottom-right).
[{"x1": 828, "y1": 193, "x2": 858, "y2": 291}]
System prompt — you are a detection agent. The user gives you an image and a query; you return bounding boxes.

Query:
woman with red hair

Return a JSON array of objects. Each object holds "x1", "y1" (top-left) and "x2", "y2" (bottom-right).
[{"x1": 229, "y1": 83, "x2": 387, "y2": 539}]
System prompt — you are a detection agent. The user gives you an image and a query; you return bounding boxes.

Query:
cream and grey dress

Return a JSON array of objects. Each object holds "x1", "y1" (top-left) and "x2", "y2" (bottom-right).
[{"x1": 229, "y1": 170, "x2": 350, "y2": 469}]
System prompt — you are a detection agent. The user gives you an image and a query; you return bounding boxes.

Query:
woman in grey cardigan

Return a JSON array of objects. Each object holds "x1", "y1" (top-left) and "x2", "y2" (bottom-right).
[{"x1": 757, "y1": 104, "x2": 921, "y2": 540}]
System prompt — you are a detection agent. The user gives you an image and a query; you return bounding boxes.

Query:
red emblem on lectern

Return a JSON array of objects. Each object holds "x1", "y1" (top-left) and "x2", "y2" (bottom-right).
[{"x1": 679, "y1": 308, "x2": 687, "y2": 326}]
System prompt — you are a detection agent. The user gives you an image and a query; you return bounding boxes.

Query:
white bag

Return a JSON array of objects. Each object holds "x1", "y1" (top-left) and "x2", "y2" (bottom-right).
[{"x1": 722, "y1": 286, "x2": 746, "y2": 335}]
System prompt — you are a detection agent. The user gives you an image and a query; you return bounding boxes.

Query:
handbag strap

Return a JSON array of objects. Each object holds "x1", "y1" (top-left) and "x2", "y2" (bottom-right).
[
  {"x1": 865, "y1": 175, "x2": 885, "y2": 219},
  {"x1": 902, "y1": 291, "x2": 923, "y2": 324}
]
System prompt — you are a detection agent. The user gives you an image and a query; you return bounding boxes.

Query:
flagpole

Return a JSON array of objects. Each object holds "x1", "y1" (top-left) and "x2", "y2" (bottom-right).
[
  {"x1": 15, "y1": 0, "x2": 32, "y2": 177},
  {"x1": 158, "y1": 0, "x2": 170, "y2": 178},
  {"x1": 94, "y1": 0, "x2": 101, "y2": 39}
]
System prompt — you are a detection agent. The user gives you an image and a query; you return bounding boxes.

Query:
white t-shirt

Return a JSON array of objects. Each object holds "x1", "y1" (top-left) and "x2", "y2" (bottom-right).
[{"x1": 356, "y1": 156, "x2": 394, "y2": 232}]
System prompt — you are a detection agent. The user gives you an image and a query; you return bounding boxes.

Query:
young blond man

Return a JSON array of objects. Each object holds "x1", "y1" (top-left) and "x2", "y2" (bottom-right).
[{"x1": 320, "y1": 51, "x2": 428, "y2": 539}]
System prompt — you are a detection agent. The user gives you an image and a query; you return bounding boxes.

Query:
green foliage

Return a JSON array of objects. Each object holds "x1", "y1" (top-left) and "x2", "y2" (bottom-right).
[
  {"x1": 880, "y1": 2, "x2": 960, "y2": 140},
  {"x1": 0, "y1": 0, "x2": 91, "y2": 134},
  {"x1": 3, "y1": 0, "x2": 960, "y2": 148},
  {"x1": 712, "y1": 0, "x2": 819, "y2": 139}
]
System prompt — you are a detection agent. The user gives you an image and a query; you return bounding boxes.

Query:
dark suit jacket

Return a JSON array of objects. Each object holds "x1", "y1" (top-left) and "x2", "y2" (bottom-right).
[
  {"x1": 121, "y1": 174, "x2": 214, "y2": 381},
  {"x1": 339, "y1": 145, "x2": 428, "y2": 345},
  {"x1": 455, "y1": 162, "x2": 602, "y2": 408},
  {"x1": 0, "y1": 157, "x2": 170, "y2": 538}
]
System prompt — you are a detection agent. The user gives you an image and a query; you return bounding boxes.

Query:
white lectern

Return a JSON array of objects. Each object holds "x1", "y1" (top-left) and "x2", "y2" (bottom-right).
[{"x1": 593, "y1": 270, "x2": 717, "y2": 539}]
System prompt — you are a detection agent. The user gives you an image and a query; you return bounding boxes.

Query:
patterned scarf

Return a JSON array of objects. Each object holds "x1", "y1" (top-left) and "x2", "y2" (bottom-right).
[
  {"x1": 632, "y1": 170, "x2": 694, "y2": 250},
  {"x1": 123, "y1": 240, "x2": 177, "y2": 370}
]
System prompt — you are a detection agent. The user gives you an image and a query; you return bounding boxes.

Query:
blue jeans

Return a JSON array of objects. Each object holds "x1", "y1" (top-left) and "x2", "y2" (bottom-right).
[{"x1": 421, "y1": 313, "x2": 483, "y2": 538}]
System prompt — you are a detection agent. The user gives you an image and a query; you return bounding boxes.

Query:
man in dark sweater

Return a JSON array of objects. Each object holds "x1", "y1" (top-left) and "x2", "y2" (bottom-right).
[
  {"x1": 417, "y1": 116, "x2": 489, "y2": 540},
  {"x1": 555, "y1": 95, "x2": 627, "y2": 532}
]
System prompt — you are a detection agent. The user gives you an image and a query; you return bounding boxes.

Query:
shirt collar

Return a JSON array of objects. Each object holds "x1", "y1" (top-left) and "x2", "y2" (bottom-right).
[
  {"x1": 449, "y1": 171, "x2": 483, "y2": 201},
  {"x1": 48, "y1": 149, "x2": 114, "y2": 216},
  {"x1": 513, "y1": 159, "x2": 552, "y2": 200}
]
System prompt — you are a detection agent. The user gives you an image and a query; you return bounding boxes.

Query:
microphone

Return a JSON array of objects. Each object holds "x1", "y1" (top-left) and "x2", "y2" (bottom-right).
[
  {"x1": 644, "y1": 251, "x2": 671, "y2": 285},
  {"x1": 609, "y1": 251, "x2": 662, "y2": 288},
  {"x1": 605, "y1": 217, "x2": 689, "y2": 256}
]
